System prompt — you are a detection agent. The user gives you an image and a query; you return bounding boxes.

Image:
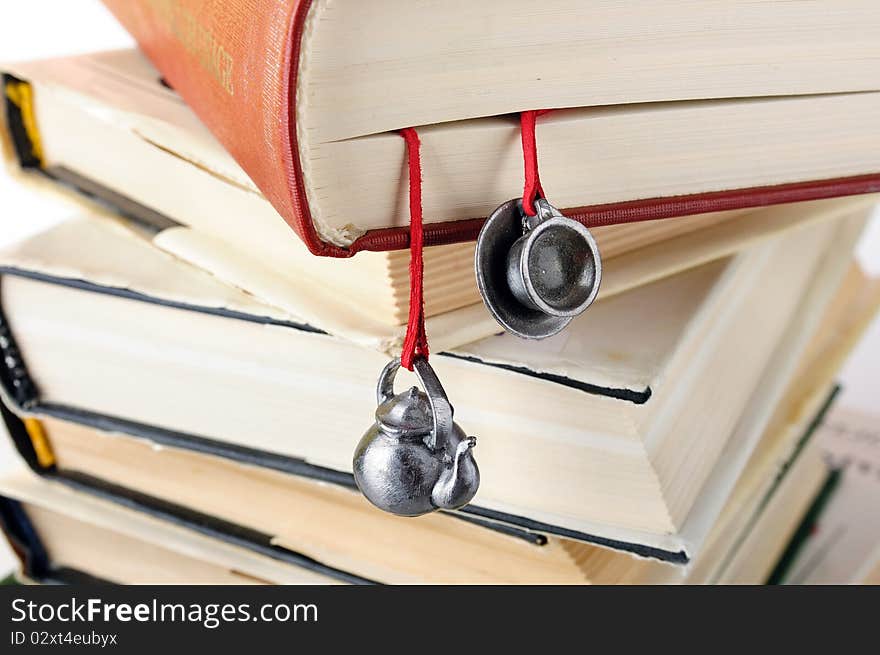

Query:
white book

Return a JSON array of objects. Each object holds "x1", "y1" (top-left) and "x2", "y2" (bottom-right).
[{"x1": 0, "y1": 196, "x2": 867, "y2": 558}]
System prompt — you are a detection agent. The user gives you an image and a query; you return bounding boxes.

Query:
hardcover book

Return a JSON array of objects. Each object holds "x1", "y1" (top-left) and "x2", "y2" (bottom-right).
[
  {"x1": 7, "y1": 50, "x2": 880, "y2": 325},
  {"x1": 0, "y1": 198, "x2": 867, "y2": 559},
  {"x1": 3, "y1": 257, "x2": 873, "y2": 584},
  {"x1": 0, "y1": 497, "x2": 274, "y2": 585},
  {"x1": 98, "y1": 1, "x2": 880, "y2": 255}
]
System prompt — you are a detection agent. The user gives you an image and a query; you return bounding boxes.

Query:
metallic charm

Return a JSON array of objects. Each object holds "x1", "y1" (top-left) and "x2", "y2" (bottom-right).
[
  {"x1": 475, "y1": 198, "x2": 602, "y2": 339},
  {"x1": 353, "y1": 357, "x2": 479, "y2": 517}
]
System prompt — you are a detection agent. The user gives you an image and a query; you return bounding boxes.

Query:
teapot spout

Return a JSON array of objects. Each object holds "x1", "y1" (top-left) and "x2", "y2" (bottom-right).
[
  {"x1": 458, "y1": 436, "x2": 477, "y2": 456},
  {"x1": 431, "y1": 437, "x2": 479, "y2": 510}
]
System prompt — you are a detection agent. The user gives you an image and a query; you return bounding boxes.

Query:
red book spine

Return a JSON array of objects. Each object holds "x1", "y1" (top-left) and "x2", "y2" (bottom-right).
[{"x1": 100, "y1": 0, "x2": 347, "y2": 256}]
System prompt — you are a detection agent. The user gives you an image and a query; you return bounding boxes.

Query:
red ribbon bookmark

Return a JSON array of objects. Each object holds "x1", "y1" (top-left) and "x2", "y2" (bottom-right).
[
  {"x1": 520, "y1": 109, "x2": 551, "y2": 216},
  {"x1": 398, "y1": 110, "x2": 550, "y2": 369},
  {"x1": 399, "y1": 127, "x2": 429, "y2": 371}
]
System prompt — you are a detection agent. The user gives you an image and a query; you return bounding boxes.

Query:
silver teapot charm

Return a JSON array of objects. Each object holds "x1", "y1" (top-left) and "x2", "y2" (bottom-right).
[{"x1": 353, "y1": 357, "x2": 479, "y2": 517}]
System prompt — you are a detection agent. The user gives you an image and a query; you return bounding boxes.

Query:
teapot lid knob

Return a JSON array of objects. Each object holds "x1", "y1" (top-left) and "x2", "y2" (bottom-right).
[{"x1": 374, "y1": 356, "x2": 454, "y2": 450}]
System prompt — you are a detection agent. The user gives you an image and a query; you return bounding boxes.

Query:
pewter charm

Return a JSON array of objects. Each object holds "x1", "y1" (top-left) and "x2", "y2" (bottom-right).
[
  {"x1": 475, "y1": 198, "x2": 602, "y2": 339},
  {"x1": 353, "y1": 357, "x2": 479, "y2": 517}
]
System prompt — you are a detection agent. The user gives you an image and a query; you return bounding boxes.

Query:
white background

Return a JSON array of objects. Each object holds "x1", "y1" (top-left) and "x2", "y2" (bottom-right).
[{"x1": 0, "y1": 1, "x2": 878, "y2": 578}]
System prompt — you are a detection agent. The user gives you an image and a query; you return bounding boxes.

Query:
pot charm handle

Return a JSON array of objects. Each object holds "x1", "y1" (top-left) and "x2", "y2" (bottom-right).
[
  {"x1": 375, "y1": 356, "x2": 454, "y2": 451},
  {"x1": 376, "y1": 358, "x2": 402, "y2": 406}
]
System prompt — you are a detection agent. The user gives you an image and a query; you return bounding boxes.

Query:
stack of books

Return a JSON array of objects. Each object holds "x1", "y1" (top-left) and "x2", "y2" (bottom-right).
[{"x1": 1, "y1": 1, "x2": 879, "y2": 584}]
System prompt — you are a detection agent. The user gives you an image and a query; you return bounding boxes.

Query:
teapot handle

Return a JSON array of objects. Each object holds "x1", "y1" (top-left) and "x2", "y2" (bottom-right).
[
  {"x1": 375, "y1": 356, "x2": 454, "y2": 452},
  {"x1": 413, "y1": 357, "x2": 455, "y2": 452},
  {"x1": 376, "y1": 358, "x2": 403, "y2": 406}
]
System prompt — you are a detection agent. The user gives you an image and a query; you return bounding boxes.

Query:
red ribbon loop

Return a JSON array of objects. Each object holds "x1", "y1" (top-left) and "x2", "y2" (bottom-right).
[
  {"x1": 399, "y1": 127, "x2": 429, "y2": 371},
  {"x1": 398, "y1": 110, "x2": 549, "y2": 368},
  {"x1": 520, "y1": 109, "x2": 550, "y2": 216}
]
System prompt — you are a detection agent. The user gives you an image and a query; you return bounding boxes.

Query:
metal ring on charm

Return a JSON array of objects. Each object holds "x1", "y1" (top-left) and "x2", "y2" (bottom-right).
[
  {"x1": 375, "y1": 356, "x2": 453, "y2": 452},
  {"x1": 475, "y1": 198, "x2": 602, "y2": 339}
]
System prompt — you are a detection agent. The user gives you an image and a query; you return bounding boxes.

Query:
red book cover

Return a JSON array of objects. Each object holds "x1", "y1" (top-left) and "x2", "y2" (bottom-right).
[{"x1": 101, "y1": 0, "x2": 880, "y2": 257}]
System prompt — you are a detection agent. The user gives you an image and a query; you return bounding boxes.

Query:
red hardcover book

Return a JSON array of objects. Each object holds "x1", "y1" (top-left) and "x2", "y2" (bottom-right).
[{"x1": 101, "y1": 0, "x2": 880, "y2": 257}]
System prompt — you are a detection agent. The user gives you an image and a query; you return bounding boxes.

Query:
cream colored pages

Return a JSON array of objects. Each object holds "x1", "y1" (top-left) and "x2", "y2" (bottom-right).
[
  {"x1": 303, "y1": 93, "x2": 880, "y2": 243},
  {"x1": 453, "y1": 258, "x2": 724, "y2": 392},
  {"x1": 1, "y1": 50, "x2": 770, "y2": 329},
  {"x1": 692, "y1": 264, "x2": 880, "y2": 578},
  {"x1": 156, "y1": 195, "x2": 875, "y2": 355},
  {"x1": 453, "y1": 199, "x2": 872, "y2": 390},
  {"x1": 9, "y1": 52, "x2": 400, "y2": 315},
  {"x1": 0, "y1": 213, "x2": 863, "y2": 550},
  {"x1": 715, "y1": 444, "x2": 828, "y2": 585},
  {"x1": 0, "y1": 468, "x2": 340, "y2": 585},
  {"x1": 568, "y1": 211, "x2": 870, "y2": 571},
  {"x1": 0, "y1": 214, "x2": 482, "y2": 354},
  {"x1": 298, "y1": 0, "x2": 880, "y2": 142},
  {"x1": 7, "y1": 51, "x2": 253, "y2": 193},
  {"x1": 11, "y1": 49, "x2": 880, "y2": 246},
  {"x1": 0, "y1": 216, "x2": 295, "y2": 324},
  {"x1": 0, "y1": 211, "x2": 753, "y2": 394},
  {"x1": 681, "y1": 382, "x2": 834, "y2": 585},
  {"x1": 1, "y1": 196, "x2": 871, "y2": 390},
  {"x1": 24, "y1": 505, "x2": 268, "y2": 585},
  {"x1": 151, "y1": 226, "x2": 482, "y2": 354},
  {"x1": 2, "y1": 60, "x2": 765, "y2": 331},
  {"x1": 664, "y1": 213, "x2": 868, "y2": 560}
]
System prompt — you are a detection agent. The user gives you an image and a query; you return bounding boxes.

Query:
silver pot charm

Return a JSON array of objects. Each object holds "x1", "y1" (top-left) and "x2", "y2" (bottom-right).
[
  {"x1": 475, "y1": 198, "x2": 602, "y2": 339},
  {"x1": 353, "y1": 357, "x2": 479, "y2": 517}
]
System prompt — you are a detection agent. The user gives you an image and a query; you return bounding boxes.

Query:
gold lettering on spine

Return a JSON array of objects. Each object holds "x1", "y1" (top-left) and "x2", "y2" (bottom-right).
[{"x1": 148, "y1": 0, "x2": 235, "y2": 95}]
